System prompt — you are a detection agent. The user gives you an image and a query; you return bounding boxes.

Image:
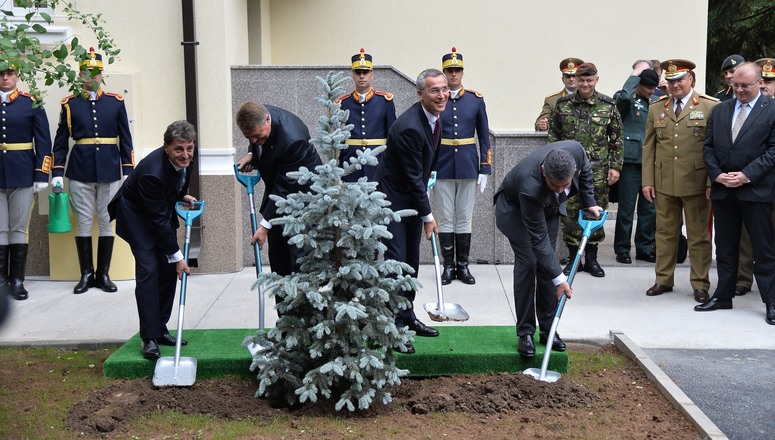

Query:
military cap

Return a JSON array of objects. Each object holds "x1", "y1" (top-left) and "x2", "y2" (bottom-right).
[
  {"x1": 755, "y1": 58, "x2": 775, "y2": 79},
  {"x1": 574, "y1": 62, "x2": 597, "y2": 77},
  {"x1": 661, "y1": 59, "x2": 695, "y2": 80},
  {"x1": 80, "y1": 47, "x2": 104, "y2": 71},
  {"x1": 560, "y1": 57, "x2": 584, "y2": 75},
  {"x1": 442, "y1": 47, "x2": 464, "y2": 70},
  {"x1": 351, "y1": 48, "x2": 373, "y2": 71},
  {"x1": 638, "y1": 69, "x2": 660, "y2": 87},
  {"x1": 720, "y1": 54, "x2": 745, "y2": 72}
]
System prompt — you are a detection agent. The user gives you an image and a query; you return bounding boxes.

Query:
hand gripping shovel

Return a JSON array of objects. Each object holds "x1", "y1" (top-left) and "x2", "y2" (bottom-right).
[
  {"x1": 423, "y1": 172, "x2": 470, "y2": 322},
  {"x1": 233, "y1": 164, "x2": 270, "y2": 356},
  {"x1": 152, "y1": 201, "x2": 205, "y2": 387},
  {"x1": 524, "y1": 210, "x2": 608, "y2": 383}
]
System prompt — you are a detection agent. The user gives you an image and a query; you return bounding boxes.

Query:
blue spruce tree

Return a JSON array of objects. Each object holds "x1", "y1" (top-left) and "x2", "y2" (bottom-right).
[{"x1": 244, "y1": 71, "x2": 419, "y2": 411}]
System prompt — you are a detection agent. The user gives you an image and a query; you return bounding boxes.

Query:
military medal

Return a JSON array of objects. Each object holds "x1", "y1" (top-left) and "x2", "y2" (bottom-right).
[
  {"x1": 659, "y1": 112, "x2": 666, "y2": 120},
  {"x1": 694, "y1": 127, "x2": 700, "y2": 137}
]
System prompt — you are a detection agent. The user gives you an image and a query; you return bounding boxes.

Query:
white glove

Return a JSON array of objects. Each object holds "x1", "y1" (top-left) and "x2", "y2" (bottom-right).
[
  {"x1": 477, "y1": 174, "x2": 488, "y2": 193},
  {"x1": 33, "y1": 181, "x2": 48, "y2": 193},
  {"x1": 51, "y1": 176, "x2": 64, "y2": 188}
]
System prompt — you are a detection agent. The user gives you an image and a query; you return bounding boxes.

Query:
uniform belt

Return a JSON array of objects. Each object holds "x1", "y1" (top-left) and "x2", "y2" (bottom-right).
[
  {"x1": 344, "y1": 138, "x2": 386, "y2": 146},
  {"x1": 75, "y1": 137, "x2": 119, "y2": 145},
  {"x1": 440, "y1": 137, "x2": 476, "y2": 146},
  {"x1": 0, "y1": 142, "x2": 33, "y2": 151}
]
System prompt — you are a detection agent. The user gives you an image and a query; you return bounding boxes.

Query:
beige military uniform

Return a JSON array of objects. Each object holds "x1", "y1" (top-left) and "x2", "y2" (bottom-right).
[
  {"x1": 642, "y1": 91, "x2": 718, "y2": 290},
  {"x1": 534, "y1": 89, "x2": 569, "y2": 130}
]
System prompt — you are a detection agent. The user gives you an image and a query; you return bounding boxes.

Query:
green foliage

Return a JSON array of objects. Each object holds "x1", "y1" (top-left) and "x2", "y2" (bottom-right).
[
  {"x1": 0, "y1": 0, "x2": 120, "y2": 105},
  {"x1": 243, "y1": 71, "x2": 418, "y2": 411},
  {"x1": 706, "y1": 0, "x2": 775, "y2": 93}
]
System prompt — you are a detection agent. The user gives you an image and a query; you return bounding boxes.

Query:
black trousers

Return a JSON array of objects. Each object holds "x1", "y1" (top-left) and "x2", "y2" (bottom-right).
[
  {"x1": 132, "y1": 247, "x2": 178, "y2": 340},
  {"x1": 384, "y1": 214, "x2": 423, "y2": 327}
]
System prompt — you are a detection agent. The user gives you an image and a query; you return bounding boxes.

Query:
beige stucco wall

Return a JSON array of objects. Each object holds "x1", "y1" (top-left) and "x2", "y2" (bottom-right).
[{"x1": 266, "y1": 0, "x2": 710, "y2": 129}]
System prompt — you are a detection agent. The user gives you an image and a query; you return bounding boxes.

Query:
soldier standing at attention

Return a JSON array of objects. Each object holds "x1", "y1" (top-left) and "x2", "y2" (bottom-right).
[
  {"x1": 435, "y1": 47, "x2": 491, "y2": 285},
  {"x1": 52, "y1": 48, "x2": 134, "y2": 295},
  {"x1": 535, "y1": 58, "x2": 584, "y2": 131},
  {"x1": 0, "y1": 67, "x2": 52, "y2": 301},
  {"x1": 336, "y1": 48, "x2": 396, "y2": 182},
  {"x1": 714, "y1": 54, "x2": 745, "y2": 102},
  {"x1": 548, "y1": 62, "x2": 623, "y2": 278},
  {"x1": 642, "y1": 59, "x2": 718, "y2": 302}
]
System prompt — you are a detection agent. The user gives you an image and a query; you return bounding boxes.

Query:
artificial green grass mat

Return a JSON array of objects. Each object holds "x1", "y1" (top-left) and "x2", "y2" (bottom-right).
[{"x1": 103, "y1": 326, "x2": 567, "y2": 379}]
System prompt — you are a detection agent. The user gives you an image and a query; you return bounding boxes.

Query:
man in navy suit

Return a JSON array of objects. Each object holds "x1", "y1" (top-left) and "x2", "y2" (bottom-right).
[
  {"x1": 495, "y1": 141, "x2": 601, "y2": 358},
  {"x1": 698, "y1": 62, "x2": 775, "y2": 326},
  {"x1": 375, "y1": 68, "x2": 448, "y2": 354},
  {"x1": 236, "y1": 103, "x2": 323, "y2": 283},
  {"x1": 108, "y1": 120, "x2": 197, "y2": 359}
]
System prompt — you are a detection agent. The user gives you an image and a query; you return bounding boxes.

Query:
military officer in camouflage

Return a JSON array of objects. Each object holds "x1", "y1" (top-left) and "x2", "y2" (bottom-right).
[
  {"x1": 52, "y1": 48, "x2": 134, "y2": 295},
  {"x1": 0, "y1": 67, "x2": 53, "y2": 301},
  {"x1": 548, "y1": 62, "x2": 623, "y2": 278},
  {"x1": 336, "y1": 48, "x2": 396, "y2": 182},
  {"x1": 714, "y1": 54, "x2": 745, "y2": 102},
  {"x1": 642, "y1": 59, "x2": 718, "y2": 303},
  {"x1": 535, "y1": 58, "x2": 583, "y2": 131},
  {"x1": 435, "y1": 47, "x2": 492, "y2": 285}
]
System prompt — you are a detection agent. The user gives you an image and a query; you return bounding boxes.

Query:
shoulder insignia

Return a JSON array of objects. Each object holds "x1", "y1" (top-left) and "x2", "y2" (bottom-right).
[
  {"x1": 105, "y1": 92, "x2": 124, "y2": 101},
  {"x1": 19, "y1": 91, "x2": 31, "y2": 98},
  {"x1": 60, "y1": 95, "x2": 75, "y2": 105},
  {"x1": 374, "y1": 90, "x2": 394, "y2": 101},
  {"x1": 334, "y1": 92, "x2": 351, "y2": 104},
  {"x1": 466, "y1": 88, "x2": 484, "y2": 98},
  {"x1": 651, "y1": 95, "x2": 668, "y2": 106},
  {"x1": 699, "y1": 94, "x2": 720, "y2": 102},
  {"x1": 544, "y1": 90, "x2": 563, "y2": 99},
  {"x1": 598, "y1": 94, "x2": 616, "y2": 105},
  {"x1": 556, "y1": 95, "x2": 572, "y2": 104}
]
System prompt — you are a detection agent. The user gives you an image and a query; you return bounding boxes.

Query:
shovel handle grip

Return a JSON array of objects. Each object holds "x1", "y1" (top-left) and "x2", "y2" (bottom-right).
[
  {"x1": 234, "y1": 164, "x2": 262, "y2": 194},
  {"x1": 176, "y1": 201, "x2": 205, "y2": 226}
]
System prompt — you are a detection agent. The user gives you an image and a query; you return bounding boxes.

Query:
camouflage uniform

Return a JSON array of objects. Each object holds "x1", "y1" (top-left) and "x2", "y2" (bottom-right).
[{"x1": 548, "y1": 91, "x2": 623, "y2": 246}]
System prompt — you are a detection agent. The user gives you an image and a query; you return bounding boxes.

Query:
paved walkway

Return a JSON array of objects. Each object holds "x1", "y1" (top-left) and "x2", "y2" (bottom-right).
[{"x1": 0, "y1": 221, "x2": 772, "y2": 439}]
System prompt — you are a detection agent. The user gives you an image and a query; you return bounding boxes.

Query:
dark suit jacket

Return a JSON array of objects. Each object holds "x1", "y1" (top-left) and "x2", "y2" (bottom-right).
[
  {"x1": 375, "y1": 102, "x2": 439, "y2": 217},
  {"x1": 704, "y1": 95, "x2": 775, "y2": 202},
  {"x1": 249, "y1": 106, "x2": 322, "y2": 221},
  {"x1": 494, "y1": 140, "x2": 595, "y2": 278},
  {"x1": 108, "y1": 146, "x2": 191, "y2": 254}
]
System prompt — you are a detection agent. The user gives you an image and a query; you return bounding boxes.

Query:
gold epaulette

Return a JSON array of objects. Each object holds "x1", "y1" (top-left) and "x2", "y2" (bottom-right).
[
  {"x1": 651, "y1": 95, "x2": 669, "y2": 106},
  {"x1": 544, "y1": 90, "x2": 564, "y2": 99},
  {"x1": 105, "y1": 91, "x2": 124, "y2": 101},
  {"x1": 466, "y1": 88, "x2": 484, "y2": 98},
  {"x1": 335, "y1": 93, "x2": 351, "y2": 104},
  {"x1": 60, "y1": 95, "x2": 75, "y2": 105},
  {"x1": 375, "y1": 90, "x2": 394, "y2": 101},
  {"x1": 699, "y1": 94, "x2": 720, "y2": 102}
]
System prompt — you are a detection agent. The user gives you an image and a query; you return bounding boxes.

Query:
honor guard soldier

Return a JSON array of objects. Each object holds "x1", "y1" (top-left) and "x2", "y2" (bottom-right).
[
  {"x1": 436, "y1": 47, "x2": 492, "y2": 285},
  {"x1": 52, "y1": 48, "x2": 134, "y2": 295},
  {"x1": 336, "y1": 48, "x2": 396, "y2": 181},
  {"x1": 757, "y1": 57, "x2": 775, "y2": 98},
  {"x1": 535, "y1": 58, "x2": 584, "y2": 131},
  {"x1": 642, "y1": 59, "x2": 718, "y2": 302},
  {"x1": 0, "y1": 67, "x2": 53, "y2": 300},
  {"x1": 714, "y1": 54, "x2": 745, "y2": 102}
]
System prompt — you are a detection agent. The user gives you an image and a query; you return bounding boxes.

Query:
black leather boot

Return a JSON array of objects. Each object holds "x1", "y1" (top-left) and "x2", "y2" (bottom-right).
[
  {"x1": 95, "y1": 236, "x2": 118, "y2": 292},
  {"x1": 439, "y1": 232, "x2": 456, "y2": 285},
  {"x1": 8, "y1": 244, "x2": 29, "y2": 300},
  {"x1": 584, "y1": 244, "x2": 605, "y2": 277},
  {"x1": 74, "y1": 237, "x2": 95, "y2": 294},
  {"x1": 455, "y1": 233, "x2": 476, "y2": 284},
  {"x1": 563, "y1": 246, "x2": 582, "y2": 276},
  {"x1": 0, "y1": 244, "x2": 9, "y2": 286}
]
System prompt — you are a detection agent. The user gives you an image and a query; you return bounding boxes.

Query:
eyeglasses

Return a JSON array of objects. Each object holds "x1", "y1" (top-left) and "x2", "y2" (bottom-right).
[
  {"x1": 731, "y1": 81, "x2": 760, "y2": 89},
  {"x1": 425, "y1": 86, "x2": 449, "y2": 96},
  {"x1": 563, "y1": 74, "x2": 575, "y2": 79}
]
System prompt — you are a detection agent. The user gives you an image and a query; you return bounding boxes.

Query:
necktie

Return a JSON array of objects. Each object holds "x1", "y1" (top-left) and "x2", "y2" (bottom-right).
[
  {"x1": 177, "y1": 169, "x2": 186, "y2": 191},
  {"x1": 433, "y1": 118, "x2": 441, "y2": 147},
  {"x1": 674, "y1": 98, "x2": 682, "y2": 117},
  {"x1": 732, "y1": 103, "x2": 748, "y2": 142}
]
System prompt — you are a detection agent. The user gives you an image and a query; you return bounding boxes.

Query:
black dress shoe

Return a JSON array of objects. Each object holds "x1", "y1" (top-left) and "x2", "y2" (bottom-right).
[
  {"x1": 158, "y1": 333, "x2": 188, "y2": 346},
  {"x1": 646, "y1": 283, "x2": 673, "y2": 296},
  {"x1": 398, "y1": 340, "x2": 415, "y2": 354},
  {"x1": 408, "y1": 319, "x2": 439, "y2": 337},
  {"x1": 441, "y1": 266, "x2": 455, "y2": 285},
  {"x1": 539, "y1": 332, "x2": 566, "y2": 352},
  {"x1": 635, "y1": 252, "x2": 656, "y2": 263},
  {"x1": 456, "y1": 265, "x2": 476, "y2": 284},
  {"x1": 141, "y1": 339, "x2": 160, "y2": 359},
  {"x1": 616, "y1": 253, "x2": 632, "y2": 264},
  {"x1": 694, "y1": 297, "x2": 733, "y2": 312},
  {"x1": 734, "y1": 286, "x2": 750, "y2": 296},
  {"x1": 766, "y1": 303, "x2": 775, "y2": 325},
  {"x1": 518, "y1": 334, "x2": 535, "y2": 358}
]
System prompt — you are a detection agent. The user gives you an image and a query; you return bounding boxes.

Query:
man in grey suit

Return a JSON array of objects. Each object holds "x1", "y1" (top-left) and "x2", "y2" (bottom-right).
[
  {"x1": 494, "y1": 140, "x2": 602, "y2": 358},
  {"x1": 698, "y1": 62, "x2": 775, "y2": 326}
]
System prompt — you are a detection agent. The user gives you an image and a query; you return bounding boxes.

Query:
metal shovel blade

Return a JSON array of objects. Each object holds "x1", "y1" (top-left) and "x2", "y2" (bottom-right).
[
  {"x1": 423, "y1": 302, "x2": 470, "y2": 322},
  {"x1": 152, "y1": 357, "x2": 198, "y2": 387},
  {"x1": 523, "y1": 367, "x2": 561, "y2": 383}
]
